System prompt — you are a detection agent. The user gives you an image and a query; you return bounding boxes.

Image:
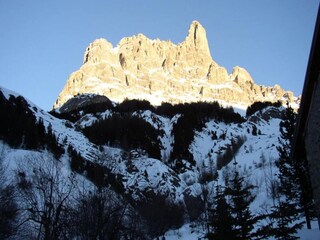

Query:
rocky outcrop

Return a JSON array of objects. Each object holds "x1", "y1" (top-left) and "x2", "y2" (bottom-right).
[
  {"x1": 57, "y1": 94, "x2": 113, "y2": 113},
  {"x1": 54, "y1": 21, "x2": 297, "y2": 109}
]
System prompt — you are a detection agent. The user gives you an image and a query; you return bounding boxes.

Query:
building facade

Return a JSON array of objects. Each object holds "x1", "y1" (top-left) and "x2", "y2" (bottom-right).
[{"x1": 293, "y1": 7, "x2": 320, "y2": 220}]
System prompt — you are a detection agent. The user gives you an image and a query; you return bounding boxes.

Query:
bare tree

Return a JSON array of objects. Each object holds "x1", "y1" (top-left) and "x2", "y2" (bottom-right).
[
  {"x1": 0, "y1": 146, "x2": 18, "y2": 239},
  {"x1": 70, "y1": 182, "x2": 149, "y2": 239},
  {"x1": 72, "y1": 186, "x2": 124, "y2": 239},
  {"x1": 16, "y1": 153, "x2": 77, "y2": 240}
]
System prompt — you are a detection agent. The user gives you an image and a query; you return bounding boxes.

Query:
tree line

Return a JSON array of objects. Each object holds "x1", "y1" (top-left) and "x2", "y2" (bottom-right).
[
  {"x1": 52, "y1": 96, "x2": 245, "y2": 122},
  {"x1": 246, "y1": 101, "x2": 282, "y2": 118},
  {"x1": 0, "y1": 91, "x2": 64, "y2": 158},
  {"x1": 82, "y1": 114, "x2": 162, "y2": 159}
]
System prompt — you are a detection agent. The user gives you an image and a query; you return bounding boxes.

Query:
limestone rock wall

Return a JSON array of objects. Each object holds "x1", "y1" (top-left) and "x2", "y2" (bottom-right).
[{"x1": 54, "y1": 21, "x2": 296, "y2": 109}]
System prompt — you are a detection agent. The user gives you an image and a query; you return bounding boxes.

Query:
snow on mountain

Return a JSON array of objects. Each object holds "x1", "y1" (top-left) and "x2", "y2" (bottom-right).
[
  {"x1": 102, "y1": 149, "x2": 186, "y2": 204},
  {"x1": 160, "y1": 222, "x2": 320, "y2": 240},
  {"x1": 1, "y1": 142, "x2": 94, "y2": 191},
  {"x1": 0, "y1": 86, "x2": 99, "y2": 161},
  {"x1": 132, "y1": 110, "x2": 178, "y2": 162},
  {"x1": 1, "y1": 86, "x2": 319, "y2": 239},
  {"x1": 71, "y1": 101, "x2": 284, "y2": 217}
]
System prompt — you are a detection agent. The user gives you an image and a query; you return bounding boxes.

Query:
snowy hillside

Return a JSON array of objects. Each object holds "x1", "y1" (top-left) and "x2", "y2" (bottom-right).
[
  {"x1": 0, "y1": 87, "x2": 319, "y2": 239},
  {"x1": 0, "y1": 87, "x2": 99, "y2": 161}
]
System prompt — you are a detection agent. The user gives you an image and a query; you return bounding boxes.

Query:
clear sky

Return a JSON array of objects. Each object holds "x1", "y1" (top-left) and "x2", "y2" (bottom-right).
[{"x1": 0, "y1": 0, "x2": 319, "y2": 110}]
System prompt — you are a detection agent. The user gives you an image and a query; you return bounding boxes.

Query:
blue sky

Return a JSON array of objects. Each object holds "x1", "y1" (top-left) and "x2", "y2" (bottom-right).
[{"x1": 0, "y1": 0, "x2": 318, "y2": 110}]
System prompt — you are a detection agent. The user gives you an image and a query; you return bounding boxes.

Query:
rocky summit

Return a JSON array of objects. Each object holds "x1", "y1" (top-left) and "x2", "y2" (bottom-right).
[{"x1": 54, "y1": 21, "x2": 296, "y2": 109}]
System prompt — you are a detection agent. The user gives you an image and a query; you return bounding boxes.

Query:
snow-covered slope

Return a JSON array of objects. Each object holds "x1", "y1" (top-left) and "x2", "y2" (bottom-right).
[
  {"x1": 0, "y1": 86, "x2": 99, "y2": 161},
  {"x1": 1, "y1": 86, "x2": 318, "y2": 239}
]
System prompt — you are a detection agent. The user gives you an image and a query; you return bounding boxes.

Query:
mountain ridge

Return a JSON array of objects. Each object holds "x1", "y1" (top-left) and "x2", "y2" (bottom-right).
[{"x1": 54, "y1": 21, "x2": 297, "y2": 109}]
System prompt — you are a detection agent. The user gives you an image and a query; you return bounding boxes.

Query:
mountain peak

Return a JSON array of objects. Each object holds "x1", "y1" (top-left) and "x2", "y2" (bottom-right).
[
  {"x1": 231, "y1": 66, "x2": 254, "y2": 84},
  {"x1": 54, "y1": 21, "x2": 297, "y2": 109},
  {"x1": 185, "y1": 21, "x2": 211, "y2": 55}
]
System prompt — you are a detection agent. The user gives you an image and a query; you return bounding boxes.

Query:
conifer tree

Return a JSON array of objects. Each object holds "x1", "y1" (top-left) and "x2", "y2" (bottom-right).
[
  {"x1": 269, "y1": 197, "x2": 303, "y2": 240},
  {"x1": 275, "y1": 104, "x2": 313, "y2": 232},
  {"x1": 225, "y1": 160, "x2": 257, "y2": 240},
  {"x1": 208, "y1": 185, "x2": 234, "y2": 240}
]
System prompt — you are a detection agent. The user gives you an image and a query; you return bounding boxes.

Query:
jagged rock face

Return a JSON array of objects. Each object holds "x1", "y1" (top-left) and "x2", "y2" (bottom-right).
[{"x1": 54, "y1": 21, "x2": 296, "y2": 109}]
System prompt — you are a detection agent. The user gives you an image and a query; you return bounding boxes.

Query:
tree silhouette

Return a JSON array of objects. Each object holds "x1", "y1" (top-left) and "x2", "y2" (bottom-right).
[
  {"x1": 208, "y1": 185, "x2": 234, "y2": 240},
  {"x1": 225, "y1": 160, "x2": 257, "y2": 239}
]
